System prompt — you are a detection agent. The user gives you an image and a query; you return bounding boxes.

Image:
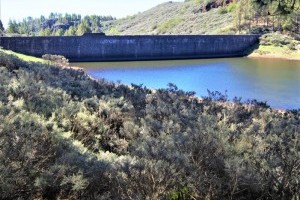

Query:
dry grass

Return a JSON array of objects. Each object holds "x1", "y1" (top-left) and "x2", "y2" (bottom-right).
[
  {"x1": 0, "y1": 49, "x2": 44, "y2": 63},
  {"x1": 105, "y1": 1, "x2": 234, "y2": 35}
]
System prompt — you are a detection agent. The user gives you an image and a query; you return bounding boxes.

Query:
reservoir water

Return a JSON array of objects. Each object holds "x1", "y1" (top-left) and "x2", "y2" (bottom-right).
[{"x1": 74, "y1": 58, "x2": 300, "y2": 109}]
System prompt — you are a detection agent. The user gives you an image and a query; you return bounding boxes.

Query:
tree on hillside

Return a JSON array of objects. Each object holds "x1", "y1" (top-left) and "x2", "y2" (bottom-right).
[
  {"x1": 64, "y1": 26, "x2": 77, "y2": 36},
  {"x1": 7, "y1": 20, "x2": 19, "y2": 34},
  {"x1": 234, "y1": 0, "x2": 254, "y2": 33},
  {"x1": 40, "y1": 15, "x2": 46, "y2": 23},
  {"x1": 5, "y1": 13, "x2": 112, "y2": 36},
  {"x1": 55, "y1": 28, "x2": 65, "y2": 36},
  {"x1": 253, "y1": 0, "x2": 299, "y2": 15},
  {"x1": 39, "y1": 27, "x2": 52, "y2": 36},
  {"x1": 76, "y1": 22, "x2": 91, "y2": 35},
  {"x1": 0, "y1": 20, "x2": 4, "y2": 32},
  {"x1": 233, "y1": 0, "x2": 299, "y2": 34}
]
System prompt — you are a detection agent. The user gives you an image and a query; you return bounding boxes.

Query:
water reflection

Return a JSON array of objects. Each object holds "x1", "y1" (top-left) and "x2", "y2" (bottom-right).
[{"x1": 74, "y1": 58, "x2": 300, "y2": 109}]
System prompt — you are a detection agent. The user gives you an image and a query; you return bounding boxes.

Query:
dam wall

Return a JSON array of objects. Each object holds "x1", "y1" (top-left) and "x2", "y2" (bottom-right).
[{"x1": 0, "y1": 34, "x2": 260, "y2": 61}]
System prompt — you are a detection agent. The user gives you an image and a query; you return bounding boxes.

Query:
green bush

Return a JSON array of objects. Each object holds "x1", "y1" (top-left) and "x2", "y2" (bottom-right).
[
  {"x1": 157, "y1": 17, "x2": 182, "y2": 34},
  {"x1": 218, "y1": 7, "x2": 228, "y2": 14},
  {"x1": 282, "y1": 18, "x2": 293, "y2": 31},
  {"x1": 260, "y1": 33, "x2": 299, "y2": 47},
  {"x1": 227, "y1": 3, "x2": 237, "y2": 12}
]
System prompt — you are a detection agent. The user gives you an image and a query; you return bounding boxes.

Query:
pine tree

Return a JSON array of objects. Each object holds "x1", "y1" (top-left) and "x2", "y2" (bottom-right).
[
  {"x1": 55, "y1": 28, "x2": 65, "y2": 36},
  {"x1": 0, "y1": 20, "x2": 4, "y2": 31},
  {"x1": 7, "y1": 20, "x2": 18, "y2": 34},
  {"x1": 39, "y1": 27, "x2": 52, "y2": 36},
  {"x1": 76, "y1": 22, "x2": 91, "y2": 36},
  {"x1": 64, "y1": 26, "x2": 76, "y2": 36}
]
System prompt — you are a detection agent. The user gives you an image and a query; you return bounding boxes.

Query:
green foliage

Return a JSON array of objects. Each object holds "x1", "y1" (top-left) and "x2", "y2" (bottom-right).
[
  {"x1": 234, "y1": 0, "x2": 300, "y2": 34},
  {"x1": 6, "y1": 20, "x2": 19, "y2": 34},
  {"x1": 218, "y1": 3, "x2": 238, "y2": 15},
  {"x1": 282, "y1": 17, "x2": 293, "y2": 31},
  {"x1": 260, "y1": 33, "x2": 299, "y2": 47},
  {"x1": 76, "y1": 22, "x2": 91, "y2": 36},
  {"x1": 0, "y1": 20, "x2": 4, "y2": 32},
  {"x1": 218, "y1": 6, "x2": 228, "y2": 14},
  {"x1": 64, "y1": 26, "x2": 76, "y2": 36},
  {"x1": 253, "y1": 0, "x2": 299, "y2": 15},
  {"x1": 227, "y1": 2, "x2": 237, "y2": 12},
  {"x1": 39, "y1": 27, "x2": 51, "y2": 36},
  {"x1": 157, "y1": 17, "x2": 183, "y2": 34},
  {"x1": 0, "y1": 49, "x2": 44, "y2": 63},
  {"x1": 107, "y1": 27, "x2": 121, "y2": 35},
  {"x1": 6, "y1": 13, "x2": 115, "y2": 36},
  {"x1": 167, "y1": 186, "x2": 189, "y2": 200},
  {"x1": 0, "y1": 50, "x2": 299, "y2": 199},
  {"x1": 55, "y1": 28, "x2": 65, "y2": 36}
]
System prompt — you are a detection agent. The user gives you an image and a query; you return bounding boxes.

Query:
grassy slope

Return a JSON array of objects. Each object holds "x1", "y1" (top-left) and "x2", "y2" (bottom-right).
[
  {"x1": 249, "y1": 45, "x2": 300, "y2": 60},
  {"x1": 0, "y1": 49, "x2": 44, "y2": 63},
  {"x1": 105, "y1": 1, "x2": 234, "y2": 35}
]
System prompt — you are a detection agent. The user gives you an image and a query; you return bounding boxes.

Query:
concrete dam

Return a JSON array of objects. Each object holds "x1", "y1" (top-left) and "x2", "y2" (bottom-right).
[{"x1": 0, "y1": 34, "x2": 260, "y2": 62}]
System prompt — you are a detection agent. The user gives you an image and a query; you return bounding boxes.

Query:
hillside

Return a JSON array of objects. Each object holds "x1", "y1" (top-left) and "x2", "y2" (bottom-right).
[
  {"x1": 0, "y1": 49, "x2": 299, "y2": 199},
  {"x1": 104, "y1": 0, "x2": 300, "y2": 36},
  {"x1": 105, "y1": 1, "x2": 235, "y2": 35},
  {"x1": 5, "y1": 0, "x2": 299, "y2": 37},
  {"x1": 103, "y1": 0, "x2": 300, "y2": 59}
]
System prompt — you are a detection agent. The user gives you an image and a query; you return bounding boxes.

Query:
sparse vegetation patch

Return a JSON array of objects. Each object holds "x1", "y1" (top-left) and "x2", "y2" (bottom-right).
[{"x1": 157, "y1": 17, "x2": 183, "y2": 33}]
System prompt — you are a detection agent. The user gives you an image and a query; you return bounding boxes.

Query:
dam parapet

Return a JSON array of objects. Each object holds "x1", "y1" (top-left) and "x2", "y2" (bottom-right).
[{"x1": 0, "y1": 34, "x2": 260, "y2": 61}]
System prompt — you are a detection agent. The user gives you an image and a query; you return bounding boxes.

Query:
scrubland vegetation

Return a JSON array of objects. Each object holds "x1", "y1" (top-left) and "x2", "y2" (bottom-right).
[
  {"x1": 250, "y1": 33, "x2": 300, "y2": 59},
  {"x1": 0, "y1": 1, "x2": 299, "y2": 198},
  {"x1": 0, "y1": 50, "x2": 299, "y2": 199}
]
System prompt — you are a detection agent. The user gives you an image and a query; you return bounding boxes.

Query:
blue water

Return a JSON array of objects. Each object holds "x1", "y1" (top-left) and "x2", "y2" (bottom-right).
[{"x1": 74, "y1": 58, "x2": 300, "y2": 109}]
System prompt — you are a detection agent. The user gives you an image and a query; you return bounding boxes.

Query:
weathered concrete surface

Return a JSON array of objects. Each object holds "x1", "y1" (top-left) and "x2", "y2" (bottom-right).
[{"x1": 0, "y1": 34, "x2": 260, "y2": 61}]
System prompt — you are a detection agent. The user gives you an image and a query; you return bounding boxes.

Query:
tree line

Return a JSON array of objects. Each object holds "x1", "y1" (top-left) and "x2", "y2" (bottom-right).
[
  {"x1": 231, "y1": 0, "x2": 299, "y2": 35},
  {"x1": 185, "y1": 0, "x2": 299, "y2": 35},
  {"x1": 6, "y1": 13, "x2": 115, "y2": 36}
]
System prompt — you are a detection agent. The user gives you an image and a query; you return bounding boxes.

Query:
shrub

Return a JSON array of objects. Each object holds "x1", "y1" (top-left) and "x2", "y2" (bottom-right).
[
  {"x1": 218, "y1": 7, "x2": 228, "y2": 14},
  {"x1": 282, "y1": 18, "x2": 293, "y2": 31},
  {"x1": 0, "y1": 50, "x2": 299, "y2": 199},
  {"x1": 42, "y1": 54, "x2": 69, "y2": 66},
  {"x1": 287, "y1": 42, "x2": 297, "y2": 50},
  {"x1": 227, "y1": 3, "x2": 237, "y2": 12},
  {"x1": 157, "y1": 17, "x2": 182, "y2": 34},
  {"x1": 250, "y1": 26, "x2": 271, "y2": 34},
  {"x1": 260, "y1": 33, "x2": 293, "y2": 46}
]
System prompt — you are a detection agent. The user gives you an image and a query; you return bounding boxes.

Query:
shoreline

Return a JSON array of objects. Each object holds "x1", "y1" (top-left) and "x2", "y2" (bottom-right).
[
  {"x1": 1, "y1": 49, "x2": 297, "y2": 114},
  {"x1": 247, "y1": 53, "x2": 300, "y2": 61}
]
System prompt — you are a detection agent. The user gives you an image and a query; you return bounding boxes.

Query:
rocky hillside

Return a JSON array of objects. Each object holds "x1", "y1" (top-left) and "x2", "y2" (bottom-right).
[{"x1": 104, "y1": 1, "x2": 235, "y2": 35}]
